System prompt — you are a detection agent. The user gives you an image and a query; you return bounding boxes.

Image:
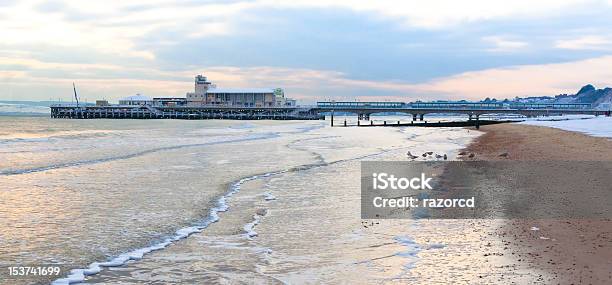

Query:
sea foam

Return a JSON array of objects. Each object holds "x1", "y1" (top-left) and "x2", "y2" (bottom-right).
[{"x1": 52, "y1": 170, "x2": 284, "y2": 284}]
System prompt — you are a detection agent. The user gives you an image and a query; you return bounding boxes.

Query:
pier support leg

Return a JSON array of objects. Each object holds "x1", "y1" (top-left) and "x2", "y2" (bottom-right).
[
  {"x1": 419, "y1": 114, "x2": 424, "y2": 121},
  {"x1": 412, "y1": 114, "x2": 417, "y2": 121},
  {"x1": 344, "y1": 120, "x2": 347, "y2": 127},
  {"x1": 331, "y1": 110, "x2": 334, "y2": 127}
]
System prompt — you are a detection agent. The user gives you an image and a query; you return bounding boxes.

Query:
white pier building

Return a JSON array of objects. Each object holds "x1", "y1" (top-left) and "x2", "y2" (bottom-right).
[{"x1": 186, "y1": 75, "x2": 296, "y2": 107}]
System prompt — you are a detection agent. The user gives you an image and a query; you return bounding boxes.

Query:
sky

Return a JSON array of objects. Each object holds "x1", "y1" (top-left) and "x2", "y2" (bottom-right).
[{"x1": 1, "y1": 0, "x2": 612, "y2": 103}]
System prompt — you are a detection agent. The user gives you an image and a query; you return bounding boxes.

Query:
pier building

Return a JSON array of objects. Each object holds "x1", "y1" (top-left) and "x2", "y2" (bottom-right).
[
  {"x1": 186, "y1": 75, "x2": 295, "y2": 107},
  {"x1": 118, "y1": 94, "x2": 154, "y2": 106},
  {"x1": 153, "y1": 98, "x2": 187, "y2": 106}
]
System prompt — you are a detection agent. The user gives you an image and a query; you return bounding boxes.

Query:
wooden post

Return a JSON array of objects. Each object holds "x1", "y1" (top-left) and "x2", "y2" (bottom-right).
[{"x1": 330, "y1": 101, "x2": 336, "y2": 127}]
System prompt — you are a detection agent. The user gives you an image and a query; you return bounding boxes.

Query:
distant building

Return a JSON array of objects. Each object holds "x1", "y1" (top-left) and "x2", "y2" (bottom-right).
[
  {"x1": 186, "y1": 75, "x2": 212, "y2": 105},
  {"x1": 205, "y1": 88, "x2": 276, "y2": 107},
  {"x1": 274, "y1": 88, "x2": 296, "y2": 107},
  {"x1": 186, "y1": 75, "x2": 295, "y2": 107},
  {"x1": 119, "y1": 94, "x2": 153, "y2": 106},
  {"x1": 153, "y1": 97, "x2": 187, "y2": 106},
  {"x1": 96, "y1": 100, "x2": 109, "y2": 106}
]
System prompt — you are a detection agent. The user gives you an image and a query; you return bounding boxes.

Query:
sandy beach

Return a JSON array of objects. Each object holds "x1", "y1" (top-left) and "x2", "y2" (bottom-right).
[{"x1": 462, "y1": 123, "x2": 612, "y2": 284}]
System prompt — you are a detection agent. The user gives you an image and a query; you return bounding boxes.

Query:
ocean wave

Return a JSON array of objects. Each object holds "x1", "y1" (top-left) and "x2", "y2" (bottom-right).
[
  {"x1": 52, "y1": 169, "x2": 285, "y2": 285},
  {"x1": 2, "y1": 122, "x2": 325, "y2": 176},
  {"x1": 0, "y1": 130, "x2": 117, "y2": 145},
  {"x1": 243, "y1": 209, "x2": 268, "y2": 239},
  {"x1": 0, "y1": 133, "x2": 280, "y2": 176},
  {"x1": 51, "y1": 134, "x2": 403, "y2": 284},
  {"x1": 0, "y1": 102, "x2": 49, "y2": 114}
]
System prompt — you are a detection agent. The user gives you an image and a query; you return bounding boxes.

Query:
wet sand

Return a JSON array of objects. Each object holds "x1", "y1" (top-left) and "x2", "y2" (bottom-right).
[{"x1": 462, "y1": 123, "x2": 612, "y2": 284}]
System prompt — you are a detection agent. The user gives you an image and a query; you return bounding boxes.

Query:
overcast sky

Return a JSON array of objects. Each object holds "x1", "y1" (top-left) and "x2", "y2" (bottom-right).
[{"x1": 1, "y1": 0, "x2": 612, "y2": 103}]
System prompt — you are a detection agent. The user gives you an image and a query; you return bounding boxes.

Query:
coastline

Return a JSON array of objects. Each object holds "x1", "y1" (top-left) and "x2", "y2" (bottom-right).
[{"x1": 461, "y1": 123, "x2": 612, "y2": 284}]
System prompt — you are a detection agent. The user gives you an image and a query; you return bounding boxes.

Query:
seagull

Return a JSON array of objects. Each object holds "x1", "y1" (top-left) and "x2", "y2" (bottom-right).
[{"x1": 406, "y1": 151, "x2": 419, "y2": 159}]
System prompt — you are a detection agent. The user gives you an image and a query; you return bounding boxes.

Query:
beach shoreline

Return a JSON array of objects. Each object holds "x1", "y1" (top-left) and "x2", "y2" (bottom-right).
[{"x1": 461, "y1": 123, "x2": 612, "y2": 284}]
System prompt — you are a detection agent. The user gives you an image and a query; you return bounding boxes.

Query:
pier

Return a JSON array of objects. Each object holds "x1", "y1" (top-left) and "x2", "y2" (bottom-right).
[
  {"x1": 50, "y1": 105, "x2": 324, "y2": 120},
  {"x1": 50, "y1": 75, "x2": 324, "y2": 120},
  {"x1": 315, "y1": 101, "x2": 610, "y2": 126},
  {"x1": 50, "y1": 76, "x2": 610, "y2": 123},
  {"x1": 332, "y1": 119, "x2": 519, "y2": 128},
  {"x1": 50, "y1": 101, "x2": 610, "y2": 122}
]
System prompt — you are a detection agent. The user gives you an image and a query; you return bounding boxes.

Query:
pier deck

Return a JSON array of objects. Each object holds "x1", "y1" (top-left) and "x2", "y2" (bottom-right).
[
  {"x1": 314, "y1": 101, "x2": 610, "y2": 123},
  {"x1": 50, "y1": 101, "x2": 610, "y2": 122},
  {"x1": 50, "y1": 105, "x2": 324, "y2": 120}
]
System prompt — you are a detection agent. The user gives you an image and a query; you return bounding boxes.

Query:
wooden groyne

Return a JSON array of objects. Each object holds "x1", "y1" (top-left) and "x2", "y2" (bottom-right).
[{"x1": 335, "y1": 119, "x2": 519, "y2": 128}]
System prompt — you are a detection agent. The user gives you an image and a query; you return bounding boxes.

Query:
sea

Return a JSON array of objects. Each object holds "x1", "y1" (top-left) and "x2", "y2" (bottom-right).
[{"x1": 1, "y1": 114, "x2": 491, "y2": 284}]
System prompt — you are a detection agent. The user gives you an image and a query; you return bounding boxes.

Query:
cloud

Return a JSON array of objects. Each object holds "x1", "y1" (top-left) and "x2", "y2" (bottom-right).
[
  {"x1": 1, "y1": 0, "x2": 603, "y2": 62},
  {"x1": 482, "y1": 36, "x2": 528, "y2": 52},
  {"x1": 1, "y1": 0, "x2": 612, "y2": 103},
  {"x1": 0, "y1": 0, "x2": 249, "y2": 61},
  {"x1": 264, "y1": 0, "x2": 596, "y2": 28},
  {"x1": 419, "y1": 55, "x2": 612, "y2": 99},
  {"x1": 555, "y1": 35, "x2": 612, "y2": 50},
  {"x1": 225, "y1": 55, "x2": 612, "y2": 101},
  {"x1": 5, "y1": 55, "x2": 612, "y2": 102},
  {"x1": 35, "y1": 0, "x2": 66, "y2": 13},
  {"x1": 0, "y1": 56, "x2": 433, "y2": 102}
]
